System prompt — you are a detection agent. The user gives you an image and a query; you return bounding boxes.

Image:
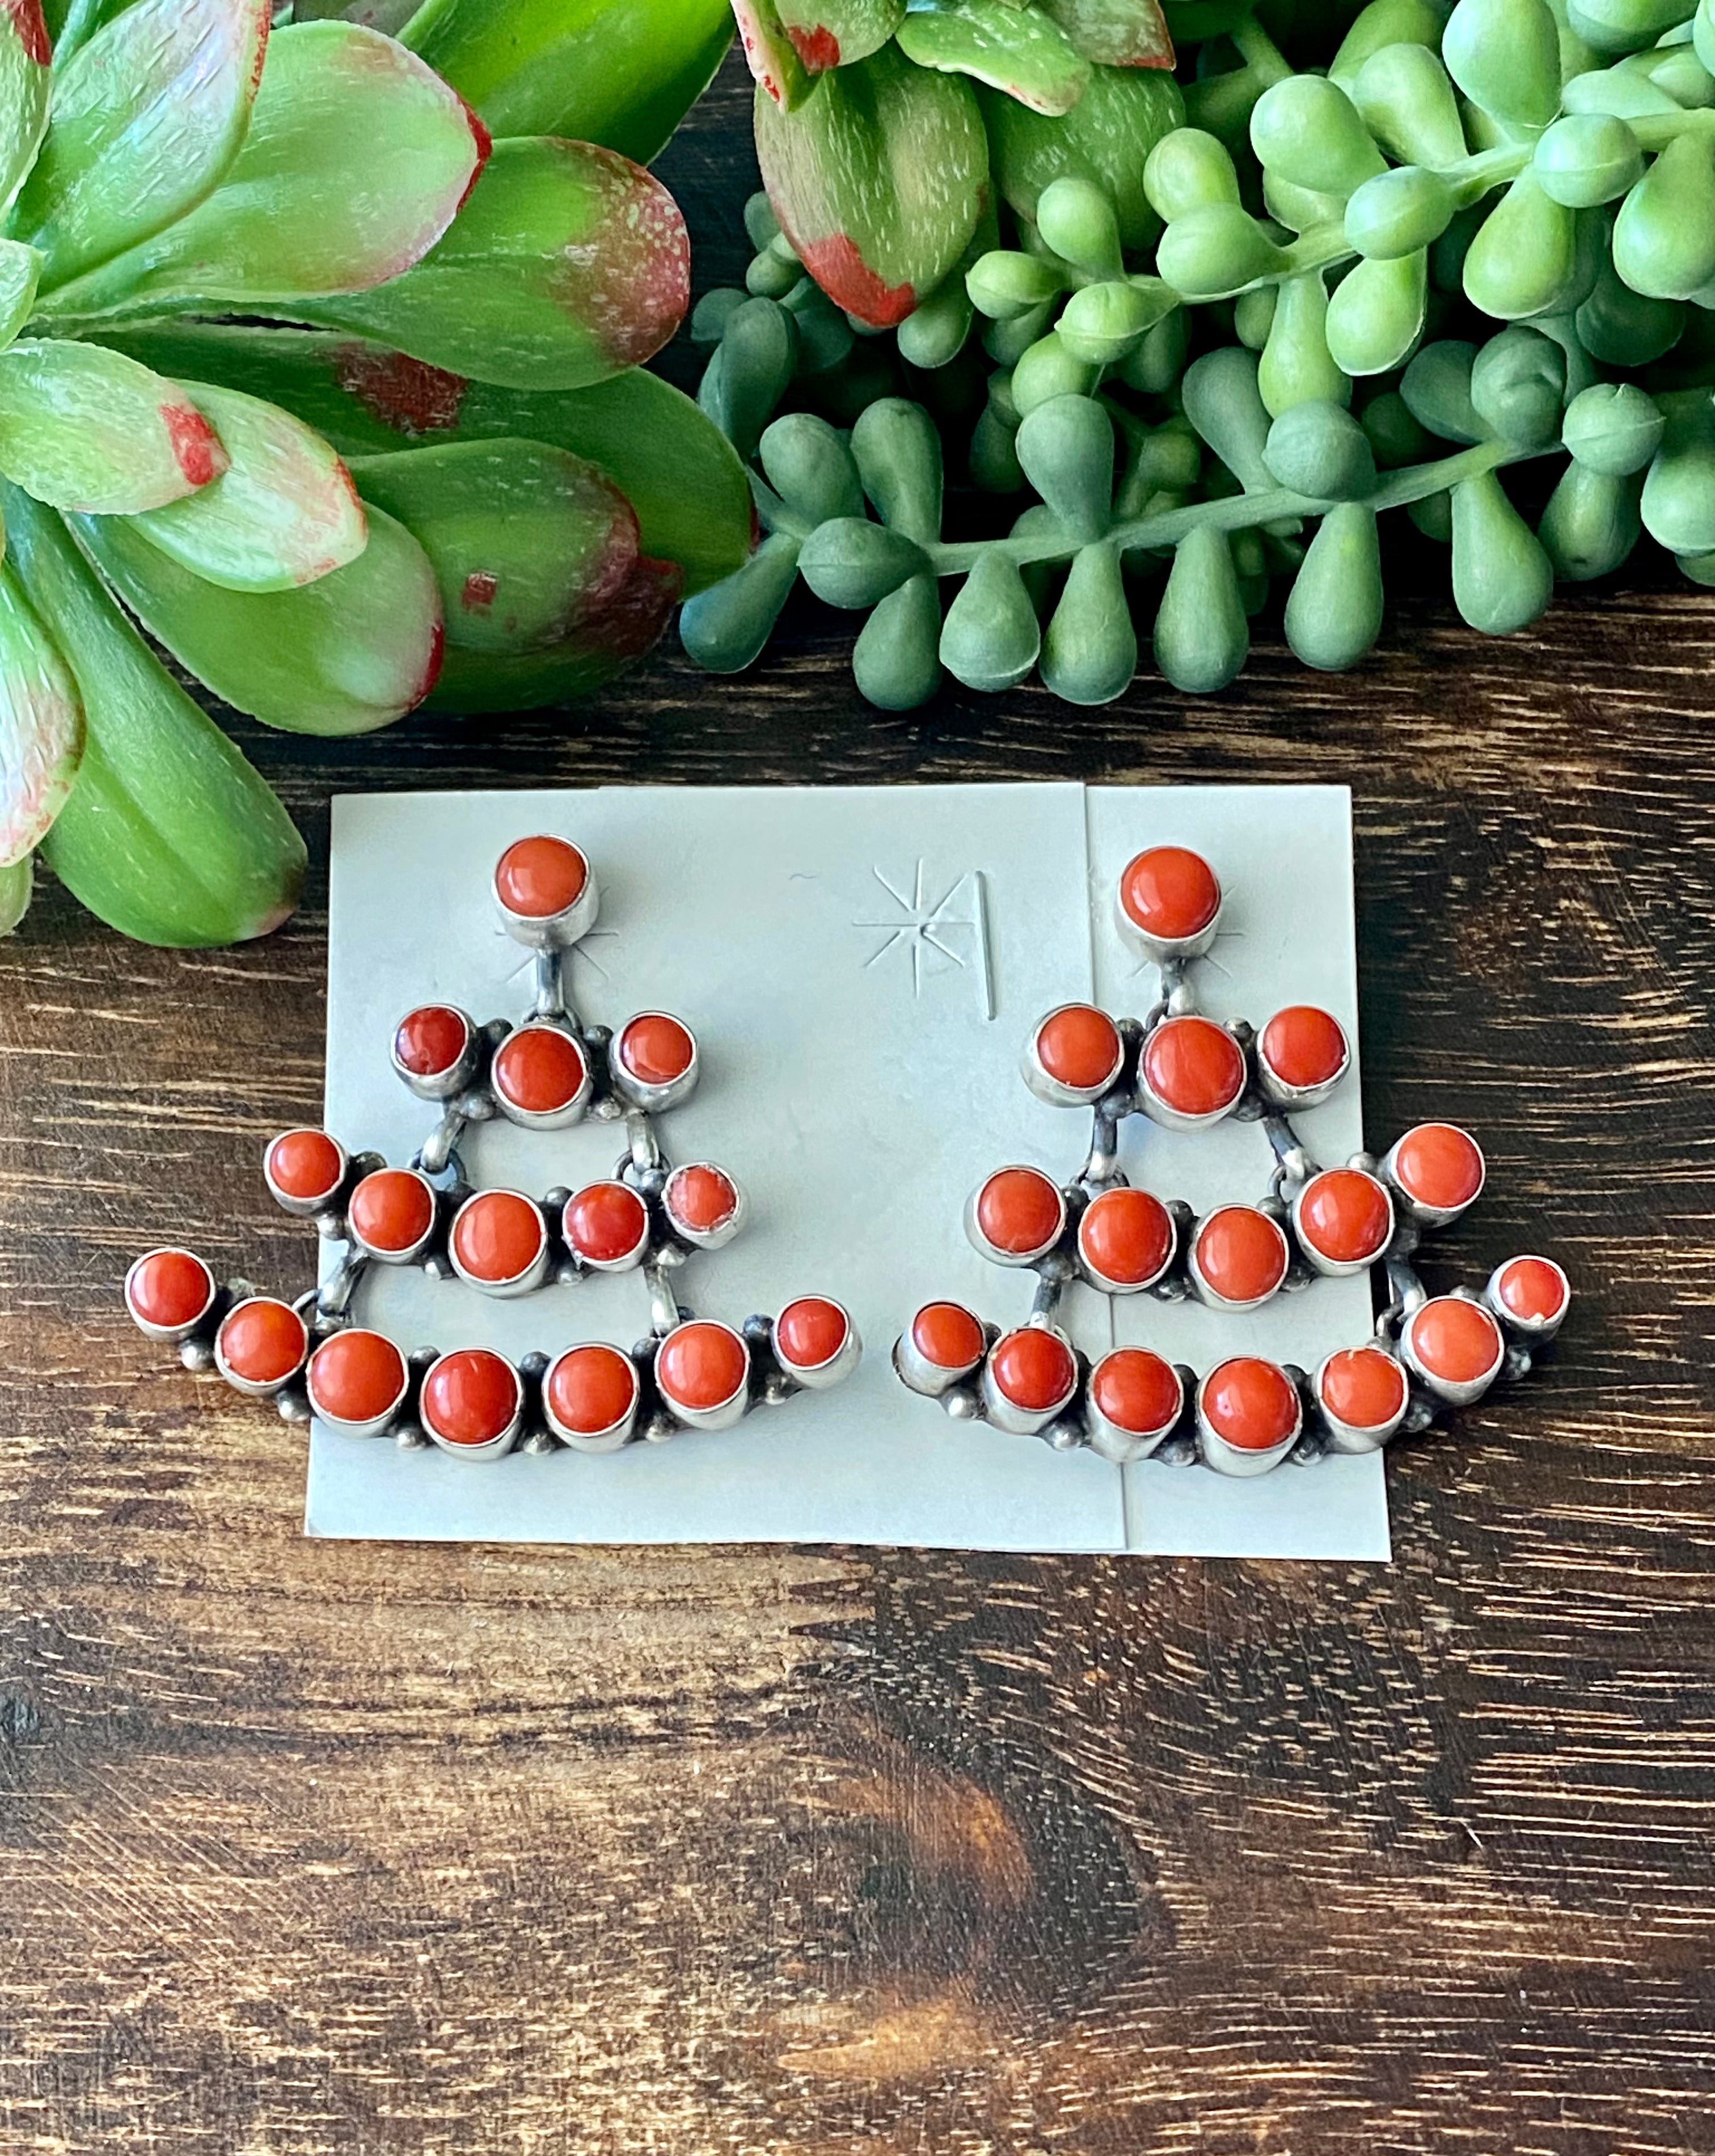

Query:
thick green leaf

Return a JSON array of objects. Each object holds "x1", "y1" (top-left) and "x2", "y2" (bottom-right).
[
  {"x1": 755, "y1": 41, "x2": 990, "y2": 326},
  {"x1": 896, "y1": 0, "x2": 1092, "y2": 117},
  {"x1": 982, "y1": 64, "x2": 1184, "y2": 251},
  {"x1": 0, "y1": 239, "x2": 41, "y2": 345},
  {"x1": 70, "y1": 499, "x2": 441, "y2": 735},
  {"x1": 0, "y1": 0, "x2": 50, "y2": 213},
  {"x1": 1036, "y1": 0, "x2": 1176, "y2": 68},
  {"x1": 424, "y1": 551, "x2": 679, "y2": 710},
  {"x1": 126, "y1": 381, "x2": 367, "y2": 592},
  {"x1": 0, "y1": 557, "x2": 82, "y2": 866},
  {"x1": 350, "y1": 437, "x2": 645, "y2": 653},
  {"x1": 4, "y1": 484, "x2": 305, "y2": 945},
  {"x1": 17, "y1": 0, "x2": 271, "y2": 293},
  {"x1": 92, "y1": 324, "x2": 755, "y2": 595},
  {"x1": 400, "y1": 0, "x2": 734, "y2": 163},
  {"x1": 38, "y1": 22, "x2": 487, "y2": 322},
  {"x1": 280, "y1": 136, "x2": 688, "y2": 391},
  {"x1": 0, "y1": 852, "x2": 30, "y2": 934},
  {"x1": 0, "y1": 340, "x2": 227, "y2": 511}
]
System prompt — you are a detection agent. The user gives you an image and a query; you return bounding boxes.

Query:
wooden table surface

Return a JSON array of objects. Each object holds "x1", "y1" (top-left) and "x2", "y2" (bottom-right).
[{"x1": 3, "y1": 52, "x2": 1714, "y2": 2156}]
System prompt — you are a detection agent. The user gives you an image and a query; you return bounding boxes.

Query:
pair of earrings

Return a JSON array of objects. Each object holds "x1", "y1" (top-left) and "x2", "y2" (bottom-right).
[{"x1": 125, "y1": 835, "x2": 1568, "y2": 1476}]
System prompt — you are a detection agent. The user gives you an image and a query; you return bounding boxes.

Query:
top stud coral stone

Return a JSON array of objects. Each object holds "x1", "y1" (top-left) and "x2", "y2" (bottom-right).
[
  {"x1": 306, "y1": 1329, "x2": 408, "y2": 1429},
  {"x1": 1029, "y1": 1004, "x2": 1124, "y2": 1102},
  {"x1": 616, "y1": 1013, "x2": 696, "y2": 1088},
  {"x1": 1140, "y1": 1016, "x2": 1246, "y2": 1124},
  {"x1": 1493, "y1": 1255, "x2": 1570, "y2": 1328},
  {"x1": 216, "y1": 1297, "x2": 309, "y2": 1390},
  {"x1": 392, "y1": 1003, "x2": 475, "y2": 1099},
  {"x1": 265, "y1": 1128, "x2": 345, "y2": 1208},
  {"x1": 348, "y1": 1168, "x2": 436, "y2": 1257},
  {"x1": 421, "y1": 1347, "x2": 521, "y2": 1448},
  {"x1": 1078, "y1": 1185, "x2": 1175, "y2": 1291},
  {"x1": 1316, "y1": 1346, "x2": 1408, "y2": 1434},
  {"x1": 657, "y1": 1321, "x2": 750, "y2": 1414},
  {"x1": 1117, "y1": 845, "x2": 1222, "y2": 958},
  {"x1": 125, "y1": 1248, "x2": 216, "y2": 1336},
  {"x1": 1295, "y1": 1168, "x2": 1394, "y2": 1271},
  {"x1": 971, "y1": 1166, "x2": 1067, "y2": 1263},
  {"x1": 1199, "y1": 1356, "x2": 1302, "y2": 1451},
  {"x1": 1258, "y1": 1004, "x2": 1349, "y2": 1100},
  {"x1": 910, "y1": 1301, "x2": 986, "y2": 1372},
  {"x1": 494, "y1": 835, "x2": 588, "y2": 919},
  {"x1": 987, "y1": 1326, "x2": 1078, "y2": 1413},
  {"x1": 1388, "y1": 1123, "x2": 1485, "y2": 1218},
  {"x1": 775, "y1": 1296, "x2": 850, "y2": 1372}
]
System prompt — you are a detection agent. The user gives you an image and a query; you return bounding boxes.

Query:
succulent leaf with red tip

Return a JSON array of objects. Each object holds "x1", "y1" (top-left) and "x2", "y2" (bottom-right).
[{"x1": 755, "y1": 40, "x2": 990, "y2": 326}]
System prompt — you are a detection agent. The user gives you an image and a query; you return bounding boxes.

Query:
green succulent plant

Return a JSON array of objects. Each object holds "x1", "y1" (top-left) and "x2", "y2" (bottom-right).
[
  {"x1": 685, "y1": 0, "x2": 1715, "y2": 707},
  {"x1": 0, "y1": 0, "x2": 750, "y2": 946}
]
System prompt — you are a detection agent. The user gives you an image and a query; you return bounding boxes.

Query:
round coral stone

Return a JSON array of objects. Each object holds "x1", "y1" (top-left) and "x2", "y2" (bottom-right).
[
  {"x1": 546, "y1": 1344, "x2": 638, "y2": 1436},
  {"x1": 911, "y1": 1302, "x2": 985, "y2": 1371},
  {"x1": 421, "y1": 1348, "x2": 520, "y2": 1445},
  {"x1": 1408, "y1": 1297, "x2": 1503, "y2": 1385},
  {"x1": 492, "y1": 1024, "x2": 587, "y2": 1115},
  {"x1": 1260, "y1": 1004, "x2": 1348, "y2": 1092},
  {"x1": 307, "y1": 1329, "x2": 407, "y2": 1425},
  {"x1": 618, "y1": 1013, "x2": 695, "y2": 1087},
  {"x1": 348, "y1": 1168, "x2": 434, "y2": 1254},
  {"x1": 657, "y1": 1321, "x2": 749, "y2": 1411},
  {"x1": 1090, "y1": 1348, "x2": 1181, "y2": 1436},
  {"x1": 1496, "y1": 1256, "x2": 1569, "y2": 1324},
  {"x1": 1317, "y1": 1346, "x2": 1408, "y2": 1432},
  {"x1": 776, "y1": 1297, "x2": 849, "y2": 1370},
  {"x1": 1298, "y1": 1169, "x2": 1393, "y2": 1266},
  {"x1": 1142, "y1": 1017, "x2": 1245, "y2": 1119},
  {"x1": 266, "y1": 1128, "x2": 344, "y2": 1204},
  {"x1": 1079, "y1": 1186, "x2": 1174, "y2": 1287},
  {"x1": 393, "y1": 1004, "x2": 470, "y2": 1080},
  {"x1": 494, "y1": 834, "x2": 588, "y2": 919},
  {"x1": 126, "y1": 1248, "x2": 214, "y2": 1332},
  {"x1": 1201, "y1": 1357, "x2": 1300, "y2": 1449},
  {"x1": 451, "y1": 1190, "x2": 545, "y2": 1284},
  {"x1": 564, "y1": 1181, "x2": 649, "y2": 1265},
  {"x1": 989, "y1": 1326, "x2": 1076, "y2": 1412},
  {"x1": 1119, "y1": 845, "x2": 1221, "y2": 943},
  {"x1": 218, "y1": 1298, "x2": 307, "y2": 1386},
  {"x1": 975, "y1": 1166, "x2": 1065, "y2": 1257},
  {"x1": 1034, "y1": 1004, "x2": 1122, "y2": 1092},
  {"x1": 1194, "y1": 1206, "x2": 1289, "y2": 1303},
  {"x1": 1393, "y1": 1123, "x2": 1484, "y2": 1212},
  {"x1": 665, "y1": 1164, "x2": 738, "y2": 1237}
]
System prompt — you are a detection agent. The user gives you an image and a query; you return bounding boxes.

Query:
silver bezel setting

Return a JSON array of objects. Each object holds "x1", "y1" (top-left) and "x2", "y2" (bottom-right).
[
  {"x1": 305, "y1": 1329, "x2": 412, "y2": 1440},
  {"x1": 964, "y1": 1165, "x2": 1068, "y2": 1269},
  {"x1": 1084, "y1": 1349, "x2": 1185, "y2": 1464},
  {"x1": 389, "y1": 1004, "x2": 481, "y2": 1103},
  {"x1": 773, "y1": 1299, "x2": 862, "y2": 1391},
  {"x1": 1196, "y1": 1362, "x2": 1303, "y2": 1477},
  {"x1": 490, "y1": 1021, "x2": 594, "y2": 1131},
  {"x1": 655, "y1": 1320, "x2": 751, "y2": 1431},
  {"x1": 981, "y1": 1323, "x2": 1080, "y2": 1436},
  {"x1": 1484, "y1": 1254, "x2": 1572, "y2": 1340},
  {"x1": 1380, "y1": 1124, "x2": 1488, "y2": 1227},
  {"x1": 1021, "y1": 1003, "x2": 1126, "y2": 1108},
  {"x1": 419, "y1": 1348, "x2": 525, "y2": 1459},
  {"x1": 1290, "y1": 1169, "x2": 1396, "y2": 1280},
  {"x1": 492, "y1": 837, "x2": 600, "y2": 951},
  {"x1": 1187, "y1": 1205, "x2": 1290, "y2": 1313},
  {"x1": 1311, "y1": 1345, "x2": 1410, "y2": 1454},
  {"x1": 542, "y1": 1345, "x2": 642, "y2": 1453},
  {"x1": 448, "y1": 1189, "x2": 551, "y2": 1299},
  {"x1": 1400, "y1": 1295, "x2": 1507, "y2": 1406},
  {"x1": 608, "y1": 1012, "x2": 700, "y2": 1114},
  {"x1": 124, "y1": 1247, "x2": 218, "y2": 1343},
  {"x1": 213, "y1": 1296, "x2": 309, "y2": 1399},
  {"x1": 347, "y1": 1166, "x2": 440, "y2": 1266}
]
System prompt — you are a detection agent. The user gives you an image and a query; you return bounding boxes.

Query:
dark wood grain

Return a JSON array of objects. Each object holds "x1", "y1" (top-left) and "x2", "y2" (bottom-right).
[{"x1": 3, "y1": 46, "x2": 1714, "y2": 2156}]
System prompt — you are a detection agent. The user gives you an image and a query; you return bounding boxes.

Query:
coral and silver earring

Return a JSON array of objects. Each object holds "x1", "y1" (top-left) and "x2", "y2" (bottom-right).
[
  {"x1": 126, "y1": 835, "x2": 861, "y2": 1459},
  {"x1": 895, "y1": 843, "x2": 1569, "y2": 1476}
]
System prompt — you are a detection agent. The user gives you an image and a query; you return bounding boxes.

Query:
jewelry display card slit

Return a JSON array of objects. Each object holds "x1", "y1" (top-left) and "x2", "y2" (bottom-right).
[{"x1": 309, "y1": 783, "x2": 1389, "y2": 1561}]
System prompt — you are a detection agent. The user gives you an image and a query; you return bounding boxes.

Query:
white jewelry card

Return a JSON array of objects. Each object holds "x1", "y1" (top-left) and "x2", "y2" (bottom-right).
[{"x1": 308, "y1": 784, "x2": 1389, "y2": 1561}]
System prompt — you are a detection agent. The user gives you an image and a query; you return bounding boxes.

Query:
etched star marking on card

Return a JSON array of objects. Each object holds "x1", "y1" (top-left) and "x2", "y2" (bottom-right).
[
  {"x1": 501, "y1": 925, "x2": 619, "y2": 992},
  {"x1": 854, "y1": 860, "x2": 996, "y2": 1019}
]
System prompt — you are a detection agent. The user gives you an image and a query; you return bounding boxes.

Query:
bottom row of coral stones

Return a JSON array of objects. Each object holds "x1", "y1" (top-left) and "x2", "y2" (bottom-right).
[{"x1": 123, "y1": 1249, "x2": 859, "y2": 1456}]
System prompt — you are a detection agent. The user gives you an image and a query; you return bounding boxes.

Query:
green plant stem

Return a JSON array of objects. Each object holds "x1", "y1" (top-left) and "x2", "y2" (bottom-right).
[{"x1": 931, "y1": 438, "x2": 1521, "y2": 576}]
